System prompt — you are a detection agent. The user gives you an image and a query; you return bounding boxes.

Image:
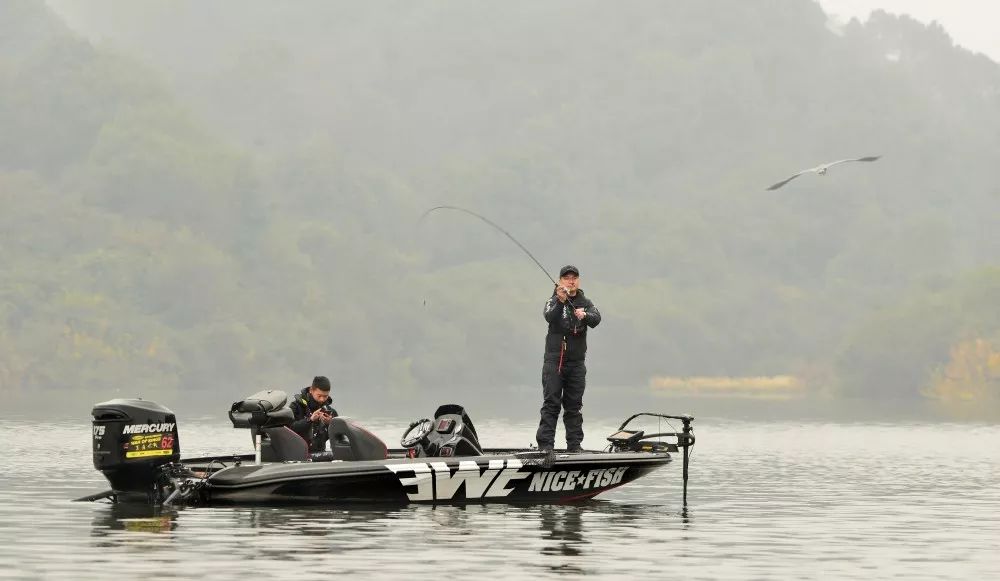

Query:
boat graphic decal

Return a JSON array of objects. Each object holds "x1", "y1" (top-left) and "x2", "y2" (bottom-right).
[
  {"x1": 385, "y1": 460, "x2": 628, "y2": 500},
  {"x1": 124, "y1": 432, "x2": 175, "y2": 459},
  {"x1": 527, "y1": 466, "x2": 627, "y2": 492}
]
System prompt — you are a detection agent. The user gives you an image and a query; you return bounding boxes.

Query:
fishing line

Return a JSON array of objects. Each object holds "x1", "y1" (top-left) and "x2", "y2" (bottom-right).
[
  {"x1": 418, "y1": 205, "x2": 558, "y2": 286},
  {"x1": 418, "y1": 205, "x2": 576, "y2": 307}
]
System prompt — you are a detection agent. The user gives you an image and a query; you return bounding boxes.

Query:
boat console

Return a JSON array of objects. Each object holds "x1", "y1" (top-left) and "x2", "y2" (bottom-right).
[{"x1": 400, "y1": 404, "x2": 484, "y2": 457}]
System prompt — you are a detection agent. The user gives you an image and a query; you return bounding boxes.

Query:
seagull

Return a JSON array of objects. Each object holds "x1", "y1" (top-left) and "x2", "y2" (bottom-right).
[{"x1": 766, "y1": 156, "x2": 881, "y2": 190}]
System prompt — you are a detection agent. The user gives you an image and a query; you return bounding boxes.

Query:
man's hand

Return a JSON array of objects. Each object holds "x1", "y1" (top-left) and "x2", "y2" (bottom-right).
[
  {"x1": 555, "y1": 285, "x2": 568, "y2": 303},
  {"x1": 574, "y1": 308, "x2": 586, "y2": 320},
  {"x1": 310, "y1": 409, "x2": 330, "y2": 422}
]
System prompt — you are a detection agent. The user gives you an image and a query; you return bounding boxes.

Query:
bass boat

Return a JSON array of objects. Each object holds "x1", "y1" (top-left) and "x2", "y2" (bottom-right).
[{"x1": 80, "y1": 390, "x2": 694, "y2": 506}]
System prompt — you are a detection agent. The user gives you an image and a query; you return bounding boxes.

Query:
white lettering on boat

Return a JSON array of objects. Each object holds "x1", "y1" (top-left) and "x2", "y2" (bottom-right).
[
  {"x1": 121, "y1": 423, "x2": 175, "y2": 435},
  {"x1": 527, "y1": 467, "x2": 628, "y2": 493},
  {"x1": 389, "y1": 461, "x2": 630, "y2": 500},
  {"x1": 430, "y1": 460, "x2": 505, "y2": 499},
  {"x1": 385, "y1": 462, "x2": 434, "y2": 501}
]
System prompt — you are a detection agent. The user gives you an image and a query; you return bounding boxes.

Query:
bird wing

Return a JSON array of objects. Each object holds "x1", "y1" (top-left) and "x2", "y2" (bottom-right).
[
  {"x1": 824, "y1": 155, "x2": 882, "y2": 169},
  {"x1": 766, "y1": 170, "x2": 809, "y2": 190}
]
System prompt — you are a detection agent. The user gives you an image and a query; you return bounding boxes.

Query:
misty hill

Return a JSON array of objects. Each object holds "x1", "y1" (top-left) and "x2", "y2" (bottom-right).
[{"x1": 3, "y1": 0, "x2": 999, "y2": 418}]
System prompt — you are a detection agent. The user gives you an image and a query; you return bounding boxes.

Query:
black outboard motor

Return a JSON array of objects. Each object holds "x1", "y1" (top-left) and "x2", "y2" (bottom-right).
[
  {"x1": 92, "y1": 399, "x2": 180, "y2": 502},
  {"x1": 401, "y1": 404, "x2": 484, "y2": 457}
]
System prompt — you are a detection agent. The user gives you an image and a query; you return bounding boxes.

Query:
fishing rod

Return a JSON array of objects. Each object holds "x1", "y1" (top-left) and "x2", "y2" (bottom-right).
[{"x1": 418, "y1": 205, "x2": 576, "y2": 306}]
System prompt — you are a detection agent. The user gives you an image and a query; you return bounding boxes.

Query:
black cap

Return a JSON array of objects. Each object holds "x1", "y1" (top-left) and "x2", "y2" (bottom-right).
[
  {"x1": 559, "y1": 265, "x2": 580, "y2": 277},
  {"x1": 311, "y1": 376, "x2": 331, "y2": 392}
]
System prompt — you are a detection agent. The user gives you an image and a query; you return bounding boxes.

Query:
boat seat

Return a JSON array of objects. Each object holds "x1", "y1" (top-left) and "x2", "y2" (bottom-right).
[
  {"x1": 229, "y1": 390, "x2": 294, "y2": 429},
  {"x1": 261, "y1": 426, "x2": 310, "y2": 462},
  {"x1": 328, "y1": 417, "x2": 388, "y2": 461}
]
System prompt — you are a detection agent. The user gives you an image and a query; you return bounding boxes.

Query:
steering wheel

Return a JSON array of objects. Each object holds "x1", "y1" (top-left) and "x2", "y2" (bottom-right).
[{"x1": 400, "y1": 419, "x2": 433, "y2": 448}]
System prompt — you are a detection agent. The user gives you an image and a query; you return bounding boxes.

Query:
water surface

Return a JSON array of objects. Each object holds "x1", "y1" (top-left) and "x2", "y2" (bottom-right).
[{"x1": 0, "y1": 416, "x2": 997, "y2": 579}]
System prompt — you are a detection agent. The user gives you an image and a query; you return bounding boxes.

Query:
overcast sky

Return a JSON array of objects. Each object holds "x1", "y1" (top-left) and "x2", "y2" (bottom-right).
[{"x1": 818, "y1": 0, "x2": 1000, "y2": 62}]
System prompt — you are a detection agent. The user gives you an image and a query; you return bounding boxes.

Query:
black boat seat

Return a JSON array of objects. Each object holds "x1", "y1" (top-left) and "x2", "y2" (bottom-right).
[
  {"x1": 261, "y1": 426, "x2": 310, "y2": 462},
  {"x1": 229, "y1": 390, "x2": 294, "y2": 429},
  {"x1": 328, "y1": 417, "x2": 388, "y2": 461}
]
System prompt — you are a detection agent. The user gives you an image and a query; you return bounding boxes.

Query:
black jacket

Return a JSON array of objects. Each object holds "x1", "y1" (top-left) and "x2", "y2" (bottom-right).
[
  {"x1": 543, "y1": 288, "x2": 601, "y2": 362},
  {"x1": 289, "y1": 387, "x2": 339, "y2": 452}
]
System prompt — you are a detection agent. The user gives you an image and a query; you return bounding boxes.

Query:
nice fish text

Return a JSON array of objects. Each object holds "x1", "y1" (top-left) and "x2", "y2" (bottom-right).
[{"x1": 386, "y1": 459, "x2": 628, "y2": 501}]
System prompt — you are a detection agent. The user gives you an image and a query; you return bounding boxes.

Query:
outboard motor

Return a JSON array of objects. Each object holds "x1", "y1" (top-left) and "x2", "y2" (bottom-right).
[
  {"x1": 92, "y1": 399, "x2": 180, "y2": 502},
  {"x1": 401, "y1": 404, "x2": 484, "y2": 457}
]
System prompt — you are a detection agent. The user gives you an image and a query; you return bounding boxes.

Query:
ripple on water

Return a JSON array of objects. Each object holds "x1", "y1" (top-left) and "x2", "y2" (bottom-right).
[{"x1": 0, "y1": 418, "x2": 998, "y2": 579}]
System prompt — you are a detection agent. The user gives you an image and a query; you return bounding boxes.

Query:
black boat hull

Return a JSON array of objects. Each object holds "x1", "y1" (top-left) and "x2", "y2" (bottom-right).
[{"x1": 189, "y1": 451, "x2": 670, "y2": 505}]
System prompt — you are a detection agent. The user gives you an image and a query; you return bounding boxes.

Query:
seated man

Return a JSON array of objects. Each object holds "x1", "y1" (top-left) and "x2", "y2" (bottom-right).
[{"x1": 289, "y1": 376, "x2": 339, "y2": 452}]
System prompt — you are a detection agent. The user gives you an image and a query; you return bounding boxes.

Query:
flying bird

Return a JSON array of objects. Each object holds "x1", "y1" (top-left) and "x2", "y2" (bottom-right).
[{"x1": 766, "y1": 156, "x2": 881, "y2": 190}]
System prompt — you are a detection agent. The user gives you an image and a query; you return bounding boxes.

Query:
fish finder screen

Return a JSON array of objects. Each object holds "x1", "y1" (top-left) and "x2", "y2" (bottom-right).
[{"x1": 609, "y1": 431, "x2": 636, "y2": 440}]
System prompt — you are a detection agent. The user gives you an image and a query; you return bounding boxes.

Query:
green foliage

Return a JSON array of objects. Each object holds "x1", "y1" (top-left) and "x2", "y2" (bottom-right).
[
  {"x1": 3, "y1": 2, "x2": 1000, "y2": 415},
  {"x1": 834, "y1": 268, "x2": 1000, "y2": 401}
]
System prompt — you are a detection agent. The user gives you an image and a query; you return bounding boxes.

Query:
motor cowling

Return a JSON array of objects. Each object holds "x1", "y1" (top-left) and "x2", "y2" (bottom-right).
[{"x1": 92, "y1": 399, "x2": 180, "y2": 499}]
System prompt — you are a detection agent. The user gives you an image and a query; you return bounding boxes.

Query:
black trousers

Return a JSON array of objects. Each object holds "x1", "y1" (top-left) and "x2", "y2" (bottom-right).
[{"x1": 535, "y1": 358, "x2": 586, "y2": 448}]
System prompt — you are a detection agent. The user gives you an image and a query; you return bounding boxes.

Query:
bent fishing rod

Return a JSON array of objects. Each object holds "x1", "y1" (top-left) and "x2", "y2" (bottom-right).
[{"x1": 418, "y1": 205, "x2": 577, "y2": 307}]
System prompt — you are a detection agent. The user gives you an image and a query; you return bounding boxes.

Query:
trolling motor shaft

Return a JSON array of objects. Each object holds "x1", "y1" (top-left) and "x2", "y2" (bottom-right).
[
  {"x1": 677, "y1": 415, "x2": 695, "y2": 503},
  {"x1": 610, "y1": 412, "x2": 695, "y2": 503}
]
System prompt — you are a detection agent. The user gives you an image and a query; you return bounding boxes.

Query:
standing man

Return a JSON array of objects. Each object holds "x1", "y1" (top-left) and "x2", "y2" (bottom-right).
[
  {"x1": 289, "y1": 376, "x2": 339, "y2": 452},
  {"x1": 536, "y1": 265, "x2": 601, "y2": 452}
]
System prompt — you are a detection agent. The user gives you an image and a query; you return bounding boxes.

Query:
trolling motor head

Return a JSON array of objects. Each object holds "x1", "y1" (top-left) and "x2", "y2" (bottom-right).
[{"x1": 91, "y1": 398, "x2": 181, "y2": 502}]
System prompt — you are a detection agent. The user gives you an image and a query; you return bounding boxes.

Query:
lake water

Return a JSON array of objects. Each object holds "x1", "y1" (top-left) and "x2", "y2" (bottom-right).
[{"x1": 0, "y1": 416, "x2": 997, "y2": 579}]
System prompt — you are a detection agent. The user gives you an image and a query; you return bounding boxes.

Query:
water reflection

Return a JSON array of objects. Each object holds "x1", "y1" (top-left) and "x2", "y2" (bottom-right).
[
  {"x1": 83, "y1": 498, "x2": 692, "y2": 569},
  {"x1": 90, "y1": 504, "x2": 178, "y2": 549},
  {"x1": 538, "y1": 505, "x2": 586, "y2": 574}
]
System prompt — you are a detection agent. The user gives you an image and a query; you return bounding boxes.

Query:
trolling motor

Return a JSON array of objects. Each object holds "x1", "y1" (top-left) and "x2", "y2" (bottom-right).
[{"x1": 607, "y1": 413, "x2": 695, "y2": 502}]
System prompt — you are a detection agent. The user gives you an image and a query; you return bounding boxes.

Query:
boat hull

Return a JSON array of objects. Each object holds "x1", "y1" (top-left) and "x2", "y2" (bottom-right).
[{"x1": 194, "y1": 451, "x2": 671, "y2": 505}]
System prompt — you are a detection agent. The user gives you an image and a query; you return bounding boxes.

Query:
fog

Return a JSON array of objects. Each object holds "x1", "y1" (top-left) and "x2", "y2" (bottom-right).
[{"x1": 2, "y1": 0, "x2": 998, "y2": 421}]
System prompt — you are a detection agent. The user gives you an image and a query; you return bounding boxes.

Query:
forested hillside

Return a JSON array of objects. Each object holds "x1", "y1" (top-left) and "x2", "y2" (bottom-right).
[{"x1": 4, "y1": 0, "x2": 999, "y2": 418}]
